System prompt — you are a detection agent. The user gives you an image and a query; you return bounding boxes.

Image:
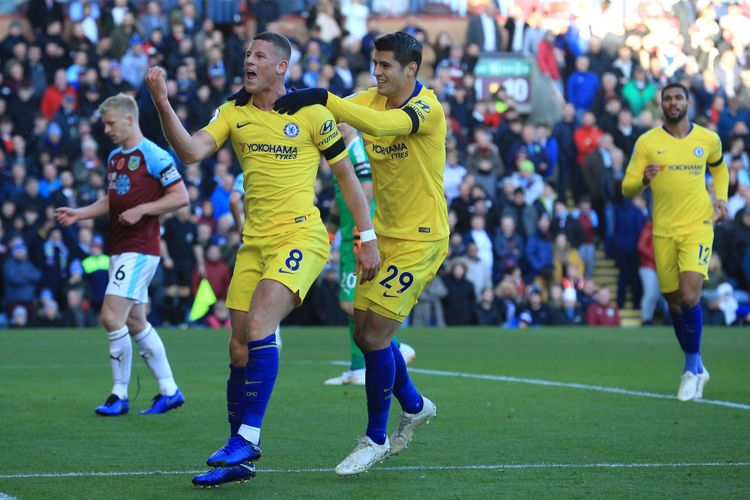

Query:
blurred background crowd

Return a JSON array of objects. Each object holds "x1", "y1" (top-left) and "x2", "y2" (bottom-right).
[{"x1": 1, "y1": 0, "x2": 749, "y2": 329}]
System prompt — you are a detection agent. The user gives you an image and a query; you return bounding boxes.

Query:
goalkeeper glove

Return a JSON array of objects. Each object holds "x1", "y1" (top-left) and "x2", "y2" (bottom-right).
[{"x1": 274, "y1": 88, "x2": 328, "y2": 114}]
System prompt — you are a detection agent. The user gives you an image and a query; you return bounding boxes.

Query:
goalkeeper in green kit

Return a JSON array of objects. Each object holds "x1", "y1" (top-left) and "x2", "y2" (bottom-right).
[{"x1": 324, "y1": 123, "x2": 415, "y2": 385}]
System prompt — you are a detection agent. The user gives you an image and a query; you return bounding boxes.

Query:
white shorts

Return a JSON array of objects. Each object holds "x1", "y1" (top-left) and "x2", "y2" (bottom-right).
[{"x1": 105, "y1": 253, "x2": 160, "y2": 304}]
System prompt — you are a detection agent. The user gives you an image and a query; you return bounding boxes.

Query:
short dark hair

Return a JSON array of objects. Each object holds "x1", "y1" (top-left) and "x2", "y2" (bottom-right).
[
  {"x1": 374, "y1": 31, "x2": 422, "y2": 73},
  {"x1": 252, "y1": 31, "x2": 292, "y2": 62},
  {"x1": 661, "y1": 82, "x2": 689, "y2": 100}
]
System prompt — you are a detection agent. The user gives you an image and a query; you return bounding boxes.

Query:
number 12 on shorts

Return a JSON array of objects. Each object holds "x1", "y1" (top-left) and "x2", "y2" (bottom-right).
[{"x1": 698, "y1": 244, "x2": 711, "y2": 266}]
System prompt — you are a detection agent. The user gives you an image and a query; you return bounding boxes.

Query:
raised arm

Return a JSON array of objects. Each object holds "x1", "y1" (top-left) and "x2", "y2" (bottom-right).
[
  {"x1": 274, "y1": 89, "x2": 422, "y2": 137},
  {"x1": 145, "y1": 67, "x2": 219, "y2": 164},
  {"x1": 325, "y1": 93, "x2": 418, "y2": 137}
]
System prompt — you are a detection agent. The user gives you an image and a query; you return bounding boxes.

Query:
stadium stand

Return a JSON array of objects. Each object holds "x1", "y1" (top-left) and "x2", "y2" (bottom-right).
[{"x1": 1, "y1": 0, "x2": 749, "y2": 328}]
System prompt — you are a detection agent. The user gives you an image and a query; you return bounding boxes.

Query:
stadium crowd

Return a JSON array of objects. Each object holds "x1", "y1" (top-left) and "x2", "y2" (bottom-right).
[{"x1": 1, "y1": 0, "x2": 750, "y2": 329}]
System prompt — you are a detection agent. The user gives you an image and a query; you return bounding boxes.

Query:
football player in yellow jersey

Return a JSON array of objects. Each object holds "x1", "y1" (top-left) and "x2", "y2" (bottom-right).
[
  {"x1": 275, "y1": 32, "x2": 449, "y2": 475},
  {"x1": 622, "y1": 82, "x2": 728, "y2": 402},
  {"x1": 145, "y1": 32, "x2": 380, "y2": 487}
]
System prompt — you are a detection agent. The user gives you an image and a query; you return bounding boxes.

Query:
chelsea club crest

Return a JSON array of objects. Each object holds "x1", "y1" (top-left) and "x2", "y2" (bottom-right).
[
  {"x1": 283, "y1": 123, "x2": 300, "y2": 138},
  {"x1": 693, "y1": 146, "x2": 704, "y2": 158}
]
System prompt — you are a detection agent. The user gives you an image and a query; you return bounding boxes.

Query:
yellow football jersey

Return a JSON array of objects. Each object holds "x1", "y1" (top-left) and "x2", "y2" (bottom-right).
[
  {"x1": 325, "y1": 83, "x2": 449, "y2": 241},
  {"x1": 202, "y1": 94, "x2": 347, "y2": 237},
  {"x1": 622, "y1": 123, "x2": 728, "y2": 237}
]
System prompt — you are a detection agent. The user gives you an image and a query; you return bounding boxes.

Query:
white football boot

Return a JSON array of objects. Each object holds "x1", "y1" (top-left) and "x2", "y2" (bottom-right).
[
  {"x1": 695, "y1": 367, "x2": 710, "y2": 399},
  {"x1": 335, "y1": 436, "x2": 390, "y2": 476},
  {"x1": 389, "y1": 396, "x2": 437, "y2": 455},
  {"x1": 677, "y1": 371, "x2": 700, "y2": 401},
  {"x1": 399, "y1": 343, "x2": 416, "y2": 364},
  {"x1": 324, "y1": 368, "x2": 366, "y2": 386}
]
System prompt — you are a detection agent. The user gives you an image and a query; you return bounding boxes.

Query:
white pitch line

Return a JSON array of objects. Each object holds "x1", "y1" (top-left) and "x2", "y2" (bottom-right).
[
  {"x1": 2, "y1": 462, "x2": 750, "y2": 480},
  {"x1": 330, "y1": 361, "x2": 750, "y2": 411}
]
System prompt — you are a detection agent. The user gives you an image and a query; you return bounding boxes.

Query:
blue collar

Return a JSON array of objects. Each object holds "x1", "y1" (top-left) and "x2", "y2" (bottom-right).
[
  {"x1": 661, "y1": 121, "x2": 693, "y2": 138},
  {"x1": 397, "y1": 81, "x2": 422, "y2": 108}
]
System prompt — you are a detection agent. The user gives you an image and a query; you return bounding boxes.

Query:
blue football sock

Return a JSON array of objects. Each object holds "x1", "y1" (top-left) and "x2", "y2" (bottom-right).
[
  {"x1": 390, "y1": 341, "x2": 423, "y2": 414},
  {"x1": 363, "y1": 346, "x2": 395, "y2": 445},
  {"x1": 227, "y1": 364, "x2": 245, "y2": 437},
  {"x1": 671, "y1": 311, "x2": 687, "y2": 352},
  {"x1": 681, "y1": 303, "x2": 704, "y2": 374},
  {"x1": 241, "y1": 333, "x2": 279, "y2": 441}
]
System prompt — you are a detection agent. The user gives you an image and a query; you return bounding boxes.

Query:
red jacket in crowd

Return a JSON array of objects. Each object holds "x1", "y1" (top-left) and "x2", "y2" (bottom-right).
[
  {"x1": 574, "y1": 125, "x2": 603, "y2": 167},
  {"x1": 637, "y1": 220, "x2": 656, "y2": 270},
  {"x1": 585, "y1": 302, "x2": 621, "y2": 326},
  {"x1": 192, "y1": 260, "x2": 231, "y2": 301},
  {"x1": 40, "y1": 84, "x2": 78, "y2": 121}
]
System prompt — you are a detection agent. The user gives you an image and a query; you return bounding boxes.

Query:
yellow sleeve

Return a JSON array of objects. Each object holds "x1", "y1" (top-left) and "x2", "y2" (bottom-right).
[
  {"x1": 622, "y1": 136, "x2": 648, "y2": 199},
  {"x1": 708, "y1": 134, "x2": 728, "y2": 202},
  {"x1": 325, "y1": 92, "x2": 417, "y2": 137},
  {"x1": 311, "y1": 106, "x2": 348, "y2": 164},
  {"x1": 201, "y1": 105, "x2": 231, "y2": 148}
]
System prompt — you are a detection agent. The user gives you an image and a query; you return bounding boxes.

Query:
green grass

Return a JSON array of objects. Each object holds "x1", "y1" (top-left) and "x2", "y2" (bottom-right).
[{"x1": 1, "y1": 326, "x2": 749, "y2": 499}]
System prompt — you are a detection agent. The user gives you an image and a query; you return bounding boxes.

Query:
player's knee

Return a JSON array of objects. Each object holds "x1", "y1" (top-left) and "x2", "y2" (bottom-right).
[
  {"x1": 125, "y1": 316, "x2": 145, "y2": 334},
  {"x1": 680, "y1": 289, "x2": 701, "y2": 308},
  {"x1": 245, "y1": 313, "x2": 271, "y2": 341},
  {"x1": 228, "y1": 337, "x2": 247, "y2": 365},
  {"x1": 101, "y1": 310, "x2": 124, "y2": 332}
]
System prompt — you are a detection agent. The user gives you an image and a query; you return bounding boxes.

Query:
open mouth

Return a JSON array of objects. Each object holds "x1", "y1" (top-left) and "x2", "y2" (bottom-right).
[{"x1": 246, "y1": 69, "x2": 257, "y2": 82}]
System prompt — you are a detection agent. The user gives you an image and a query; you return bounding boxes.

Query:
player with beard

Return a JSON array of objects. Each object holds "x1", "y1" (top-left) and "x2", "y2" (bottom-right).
[{"x1": 622, "y1": 83, "x2": 728, "y2": 401}]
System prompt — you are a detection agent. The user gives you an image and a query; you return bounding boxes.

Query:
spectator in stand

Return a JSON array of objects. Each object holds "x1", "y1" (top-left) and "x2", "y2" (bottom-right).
[
  {"x1": 40, "y1": 69, "x2": 78, "y2": 121},
  {"x1": 509, "y1": 160, "x2": 544, "y2": 206},
  {"x1": 637, "y1": 218, "x2": 663, "y2": 325},
  {"x1": 206, "y1": 299, "x2": 232, "y2": 329},
  {"x1": 443, "y1": 258, "x2": 476, "y2": 326},
  {"x1": 552, "y1": 233, "x2": 585, "y2": 284},
  {"x1": 81, "y1": 235, "x2": 109, "y2": 313},
  {"x1": 613, "y1": 193, "x2": 647, "y2": 309},
  {"x1": 3, "y1": 238, "x2": 41, "y2": 316},
  {"x1": 411, "y1": 274, "x2": 447, "y2": 327},
  {"x1": 525, "y1": 214, "x2": 553, "y2": 283},
  {"x1": 572, "y1": 197, "x2": 599, "y2": 278},
  {"x1": 567, "y1": 56, "x2": 599, "y2": 120},
  {"x1": 585, "y1": 286, "x2": 620, "y2": 326},
  {"x1": 474, "y1": 287, "x2": 500, "y2": 326},
  {"x1": 493, "y1": 215, "x2": 524, "y2": 279},
  {"x1": 162, "y1": 206, "x2": 205, "y2": 326},
  {"x1": 718, "y1": 98, "x2": 750, "y2": 143},
  {"x1": 553, "y1": 287, "x2": 584, "y2": 325},
  {"x1": 192, "y1": 243, "x2": 230, "y2": 301},
  {"x1": 553, "y1": 103, "x2": 577, "y2": 199},
  {"x1": 622, "y1": 66, "x2": 657, "y2": 116},
  {"x1": 466, "y1": 2, "x2": 502, "y2": 53},
  {"x1": 463, "y1": 241, "x2": 492, "y2": 301},
  {"x1": 537, "y1": 30, "x2": 563, "y2": 96},
  {"x1": 62, "y1": 287, "x2": 95, "y2": 327},
  {"x1": 9, "y1": 304, "x2": 30, "y2": 328},
  {"x1": 518, "y1": 285, "x2": 553, "y2": 328},
  {"x1": 443, "y1": 149, "x2": 467, "y2": 204},
  {"x1": 121, "y1": 35, "x2": 149, "y2": 91},
  {"x1": 582, "y1": 133, "x2": 616, "y2": 235}
]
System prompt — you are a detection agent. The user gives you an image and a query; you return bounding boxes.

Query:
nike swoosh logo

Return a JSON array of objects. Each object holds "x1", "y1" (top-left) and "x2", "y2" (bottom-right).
[
  {"x1": 657, "y1": 150, "x2": 667, "y2": 154},
  {"x1": 236, "y1": 121, "x2": 251, "y2": 128},
  {"x1": 278, "y1": 267, "x2": 293, "y2": 274},
  {"x1": 382, "y1": 291, "x2": 398, "y2": 298}
]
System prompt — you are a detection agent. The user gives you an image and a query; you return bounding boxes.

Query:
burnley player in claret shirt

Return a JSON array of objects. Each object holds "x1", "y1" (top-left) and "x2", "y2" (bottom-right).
[{"x1": 56, "y1": 93, "x2": 189, "y2": 416}]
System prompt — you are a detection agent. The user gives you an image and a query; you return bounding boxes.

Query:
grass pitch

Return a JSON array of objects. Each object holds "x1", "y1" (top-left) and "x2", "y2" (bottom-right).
[{"x1": 1, "y1": 326, "x2": 749, "y2": 499}]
